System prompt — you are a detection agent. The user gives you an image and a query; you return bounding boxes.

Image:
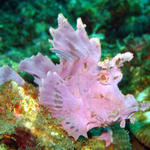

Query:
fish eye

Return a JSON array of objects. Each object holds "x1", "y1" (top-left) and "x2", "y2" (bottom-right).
[{"x1": 97, "y1": 70, "x2": 110, "y2": 85}]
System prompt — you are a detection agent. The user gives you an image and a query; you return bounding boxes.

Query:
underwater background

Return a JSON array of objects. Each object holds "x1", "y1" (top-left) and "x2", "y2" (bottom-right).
[{"x1": 0, "y1": 0, "x2": 150, "y2": 149}]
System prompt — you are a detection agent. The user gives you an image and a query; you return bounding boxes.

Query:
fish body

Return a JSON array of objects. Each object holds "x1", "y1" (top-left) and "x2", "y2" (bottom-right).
[{"x1": 18, "y1": 14, "x2": 149, "y2": 144}]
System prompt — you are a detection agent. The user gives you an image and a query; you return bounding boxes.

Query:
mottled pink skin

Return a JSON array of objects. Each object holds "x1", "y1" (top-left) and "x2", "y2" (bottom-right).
[{"x1": 18, "y1": 14, "x2": 150, "y2": 146}]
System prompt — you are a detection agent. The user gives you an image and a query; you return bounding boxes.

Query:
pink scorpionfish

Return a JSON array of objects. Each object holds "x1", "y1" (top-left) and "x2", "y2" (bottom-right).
[{"x1": 19, "y1": 14, "x2": 149, "y2": 146}]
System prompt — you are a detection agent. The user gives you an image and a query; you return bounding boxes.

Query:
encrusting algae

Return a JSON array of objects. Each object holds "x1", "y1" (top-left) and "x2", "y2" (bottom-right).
[{"x1": 0, "y1": 81, "x2": 107, "y2": 149}]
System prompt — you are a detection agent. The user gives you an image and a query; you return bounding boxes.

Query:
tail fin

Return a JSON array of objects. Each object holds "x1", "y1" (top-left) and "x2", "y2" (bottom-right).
[{"x1": 0, "y1": 65, "x2": 24, "y2": 85}]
